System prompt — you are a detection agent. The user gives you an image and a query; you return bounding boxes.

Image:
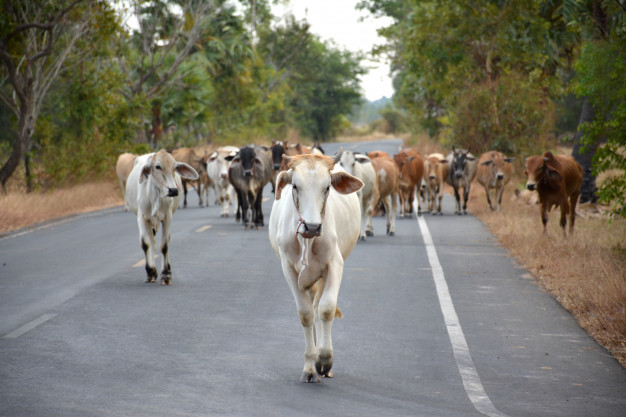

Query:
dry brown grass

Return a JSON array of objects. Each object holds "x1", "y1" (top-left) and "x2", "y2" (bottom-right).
[
  {"x1": 0, "y1": 181, "x2": 123, "y2": 234},
  {"x1": 469, "y1": 178, "x2": 626, "y2": 367}
]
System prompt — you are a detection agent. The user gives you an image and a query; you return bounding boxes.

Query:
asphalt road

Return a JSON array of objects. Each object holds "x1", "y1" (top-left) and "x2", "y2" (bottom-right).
[{"x1": 1, "y1": 139, "x2": 624, "y2": 417}]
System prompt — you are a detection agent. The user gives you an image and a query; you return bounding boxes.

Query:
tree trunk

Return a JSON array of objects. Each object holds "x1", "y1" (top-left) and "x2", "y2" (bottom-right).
[
  {"x1": 571, "y1": 98, "x2": 598, "y2": 203},
  {"x1": 151, "y1": 102, "x2": 163, "y2": 148},
  {"x1": 0, "y1": 105, "x2": 33, "y2": 192}
]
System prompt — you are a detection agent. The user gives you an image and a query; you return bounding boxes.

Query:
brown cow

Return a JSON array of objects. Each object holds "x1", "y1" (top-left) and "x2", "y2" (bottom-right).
[
  {"x1": 525, "y1": 151, "x2": 583, "y2": 235},
  {"x1": 171, "y1": 147, "x2": 209, "y2": 208},
  {"x1": 476, "y1": 151, "x2": 514, "y2": 212},
  {"x1": 393, "y1": 149, "x2": 424, "y2": 217},
  {"x1": 423, "y1": 153, "x2": 449, "y2": 215},
  {"x1": 116, "y1": 152, "x2": 137, "y2": 211},
  {"x1": 367, "y1": 150, "x2": 398, "y2": 236}
]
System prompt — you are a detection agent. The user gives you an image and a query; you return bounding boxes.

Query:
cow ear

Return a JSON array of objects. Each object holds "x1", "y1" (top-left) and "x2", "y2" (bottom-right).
[
  {"x1": 547, "y1": 168, "x2": 561, "y2": 181},
  {"x1": 354, "y1": 154, "x2": 371, "y2": 164},
  {"x1": 467, "y1": 155, "x2": 476, "y2": 161},
  {"x1": 407, "y1": 156, "x2": 416, "y2": 162},
  {"x1": 504, "y1": 157, "x2": 515, "y2": 163},
  {"x1": 275, "y1": 170, "x2": 292, "y2": 200},
  {"x1": 331, "y1": 172, "x2": 364, "y2": 195},
  {"x1": 176, "y1": 162, "x2": 199, "y2": 180},
  {"x1": 209, "y1": 152, "x2": 218, "y2": 162},
  {"x1": 440, "y1": 159, "x2": 449, "y2": 164},
  {"x1": 140, "y1": 163, "x2": 152, "y2": 184},
  {"x1": 481, "y1": 160, "x2": 493, "y2": 166}
]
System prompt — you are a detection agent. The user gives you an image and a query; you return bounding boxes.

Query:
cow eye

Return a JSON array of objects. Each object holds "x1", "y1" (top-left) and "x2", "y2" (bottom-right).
[
  {"x1": 156, "y1": 166, "x2": 162, "y2": 171},
  {"x1": 292, "y1": 185, "x2": 297, "y2": 191}
]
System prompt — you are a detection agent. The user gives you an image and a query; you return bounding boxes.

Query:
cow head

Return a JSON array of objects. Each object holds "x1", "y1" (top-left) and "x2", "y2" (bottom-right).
[
  {"x1": 271, "y1": 140, "x2": 287, "y2": 171},
  {"x1": 275, "y1": 150, "x2": 363, "y2": 239},
  {"x1": 525, "y1": 151, "x2": 562, "y2": 191},
  {"x1": 339, "y1": 151, "x2": 370, "y2": 176},
  {"x1": 210, "y1": 147, "x2": 239, "y2": 180},
  {"x1": 481, "y1": 152, "x2": 514, "y2": 183},
  {"x1": 425, "y1": 154, "x2": 448, "y2": 181},
  {"x1": 228, "y1": 146, "x2": 264, "y2": 177},
  {"x1": 450, "y1": 146, "x2": 476, "y2": 179},
  {"x1": 140, "y1": 150, "x2": 199, "y2": 197}
]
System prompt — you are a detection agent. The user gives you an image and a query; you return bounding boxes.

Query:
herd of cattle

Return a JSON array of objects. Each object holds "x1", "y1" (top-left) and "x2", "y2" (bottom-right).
[{"x1": 115, "y1": 141, "x2": 583, "y2": 382}]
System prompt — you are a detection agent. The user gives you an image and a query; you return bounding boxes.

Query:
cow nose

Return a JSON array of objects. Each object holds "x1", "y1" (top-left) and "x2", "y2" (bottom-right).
[
  {"x1": 220, "y1": 173, "x2": 228, "y2": 179},
  {"x1": 496, "y1": 173, "x2": 504, "y2": 180},
  {"x1": 526, "y1": 183, "x2": 535, "y2": 191},
  {"x1": 455, "y1": 172, "x2": 463, "y2": 178},
  {"x1": 244, "y1": 169, "x2": 253, "y2": 176},
  {"x1": 429, "y1": 174, "x2": 435, "y2": 179},
  {"x1": 167, "y1": 188, "x2": 179, "y2": 197},
  {"x1": 303, "y1": 222, "x2": 322, "y2": 237},
  {"x1": 273, "y1": 163, "x2": 281, "y2": 170}
]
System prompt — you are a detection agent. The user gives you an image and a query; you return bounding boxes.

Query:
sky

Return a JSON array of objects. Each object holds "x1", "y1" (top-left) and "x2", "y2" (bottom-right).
[{"x1": 272, "y1": 0, "x2": 394, "y2": 102}]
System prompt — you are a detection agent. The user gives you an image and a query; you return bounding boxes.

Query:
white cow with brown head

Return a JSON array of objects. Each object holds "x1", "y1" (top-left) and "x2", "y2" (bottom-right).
[
  {"x1": 125, "y1": 150, "x2": 198, "y2": 285},
  {"x1": 269, "y1": 150, "x2": 363, "y2": 383}
]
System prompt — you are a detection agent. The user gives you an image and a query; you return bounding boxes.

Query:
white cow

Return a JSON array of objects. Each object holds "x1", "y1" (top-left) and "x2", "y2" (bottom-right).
[
  {"x1": 339, "y1": 151, "x2": 377, "y2": 241},
  {"x1": 206, "y1": 146, "x2": 239, "y2": 217},
  {"x1": 269, "y1": 151, "x2": 363, "y2": 383},
  {"x1": 125, "y1": 150, "x2": 198, "y2": 285}
]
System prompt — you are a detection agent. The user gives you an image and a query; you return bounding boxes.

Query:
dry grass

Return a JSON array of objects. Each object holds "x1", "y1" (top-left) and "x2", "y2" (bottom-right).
[
  {"x1": 0, "y1": 181, "x2": 123, "y2": 234},
  {"x1": 469, "y1": 179, "x2": 626, "y2": 367}
]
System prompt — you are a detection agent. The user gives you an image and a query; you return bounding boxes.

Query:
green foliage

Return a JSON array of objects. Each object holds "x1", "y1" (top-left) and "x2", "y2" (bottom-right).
[{"x1": 573, "y1": 38, "x2": 626, "y2": 217}]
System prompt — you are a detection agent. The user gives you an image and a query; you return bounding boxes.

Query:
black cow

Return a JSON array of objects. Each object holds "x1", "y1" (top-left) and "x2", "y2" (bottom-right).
[
  {"x1": 269, "y1": 140, "x2": 288, "y2": 193},
  {"x1": 227, "y1": 145, "x2": 273, "y2": 229},
  {"x1": 445, "y1": 146, "x2": 477, "y2": 215}
]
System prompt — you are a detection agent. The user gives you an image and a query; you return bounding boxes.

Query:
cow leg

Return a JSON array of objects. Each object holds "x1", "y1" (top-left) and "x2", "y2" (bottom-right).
[
  {"x1": 484, "y1": 185, "x2": 494, "y2": 210},
  {"x1": 160, "y1": 216, "x2": 173, "y2": 285},
  {"x1": 452, "y1": 186, "x2": 461, "y2": 215},
  {"x1": 139, "y1": 217, "x2": 158, "y2": 283},
  {"x1": 496, "y1": 185, "x2": 504, "y2": 212},
  {"x1": 281, "y1": 260, "x2": 319, "y2": 383},
  {"x1": 568, "y1": 190, "x2": 580, "y2": 235},
  {"x1": 437, "y1": 187, "x2": 444, "y2": 215},
  {"x1": 559, "y1": 196, "x2": 570, "y2": 236},
  {"x1": 254, "y1": 188, "x2": 264, "y2": 228},
  {"x1": 360, "y1": 194, "x2": 372, "y2": 241},
  {"x1": 462, "y1": 185, "x2": 470, "y2": 214},
  {"x1": 182, "y1": 181, "x2": 188, "y2": 208},
  {"x1": 234, "y1": 188, "x2": 243, "y2": 223},
  {"x1": 315, "y1": 258, "x2": 344, "y2": 378},
  {"x1": 383, "y1": 193, "x2": 397, "y2": 236},
  {"x1": 541, "y1": 204, "x2": 549, "y2": 234},
  {"x1": 196, "y1": 180, "x2": 204, "y2": 207}
]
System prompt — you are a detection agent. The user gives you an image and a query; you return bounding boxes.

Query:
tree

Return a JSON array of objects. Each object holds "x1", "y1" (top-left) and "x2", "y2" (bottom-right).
[{"x1": 0, "y1": 0, "x2": 107, "y2": 191}]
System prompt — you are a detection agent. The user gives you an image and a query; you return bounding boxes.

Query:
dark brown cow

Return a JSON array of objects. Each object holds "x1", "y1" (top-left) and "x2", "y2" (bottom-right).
[
  {"x1": 525, "y1": 151, "x2": 583, "y2": 235},
  {"x1": 393, "y1": 149, "x2": 424, "y2": 217},
  {"x1": 172, "y1": 147, "x2": 209, "y2": 208}
]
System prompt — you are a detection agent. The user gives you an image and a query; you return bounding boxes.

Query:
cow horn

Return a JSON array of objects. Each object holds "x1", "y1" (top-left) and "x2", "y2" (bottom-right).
[
  {"x1": 333, "y1": 147, "x2": 343, "y2": 164},
  {"x1": 282, "y1": 154, "x2": 293, "y2": 163}
]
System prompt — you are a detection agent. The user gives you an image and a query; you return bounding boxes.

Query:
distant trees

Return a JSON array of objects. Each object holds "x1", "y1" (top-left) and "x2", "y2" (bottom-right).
[
  {"x1": 359, "y1": 0, "x2": 625, "y2": 216},
  {"x1": 0, "y1": 1, "x2": 365, "y2": 189}
]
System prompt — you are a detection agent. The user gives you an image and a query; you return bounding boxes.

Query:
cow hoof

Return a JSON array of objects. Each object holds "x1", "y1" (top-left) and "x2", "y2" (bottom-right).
[
  {"x1": 300, "y1": 371, "x2": 321, "y2": 383},
  {"x1": 431, "y1": 211, "x2": 438, "y2": 216},
  {"x1": 455, "y1": 212, "x2": 462, "y2": 216},
  {"x1": 366, "y1": 230, "x2": 374, "y2": 237},
  {"x1": 359, "y1": 235, "x2": 366, "y2": 241},
  {"x1": 315, "y1": 355, "x2": 333, "y2": 378},
  {"x1": 160, "y1": 278, "x2": 171, "y2": 286},
  {"x1": 388, "y1": 231, "x2": 395, "y2": 236}
]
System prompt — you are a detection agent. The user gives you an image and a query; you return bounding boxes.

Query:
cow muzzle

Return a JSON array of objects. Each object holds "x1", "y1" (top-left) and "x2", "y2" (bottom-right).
[
  {"x1": 455, "y1": 171, "x2": 463, "y2": 179},
  {"x1": 496, "y1": 173, "x2": 504, "y2": 180},
  {"x1": 299, "y1": 222, "x2": 322, "y2": 239},
  {"x1": 273, "y1": 163, "x2": 281, "y2": 170},
  {"x1": 243, "y1": 169, "x2": 253, "y2": 177},
  {"x1": 526, "y1": 182, "x2": 536, "y2": 191},
  {"x1": 167, "y1": 188, "x2": 179, "y2": 197}
]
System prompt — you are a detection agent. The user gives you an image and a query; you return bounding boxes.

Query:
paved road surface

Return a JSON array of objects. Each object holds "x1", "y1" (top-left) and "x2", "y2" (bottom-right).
[{"x1": 1, "y1": 139, "x2": 624, "y2": 416}]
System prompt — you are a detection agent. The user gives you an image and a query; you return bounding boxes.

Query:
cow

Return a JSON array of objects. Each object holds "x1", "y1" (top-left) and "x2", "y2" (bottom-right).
[
  {"x1": 423, "y1": 153, "x2": 448, "y2": 215},
  {"x1": 476, "y1": 151, "x2": 515, "y2": 212},
  {"x1": 125, "y1": 150, "x2": 199, "y2": 285},
  {"x1": 116, "y1": 152, "x2": 137, "y2": 211},
  {"x1": 339, "y1": 150, "x2": 377, "y2": 241},
  {"x1": 525, "y1": 151, "x2": 583, "y2": 235},
  {"x1": 366, "y1": 150, "x2": 398, "y2": 236},
  {"x1": 445, "y1": 146, "x2": 478, "y2": 215},
  {"x1": 269, "y1": 140, "x2": 288, "y2": 193},
  {"x1": 206, "y1": 146, "x2": 239, "y2": 217},
  {"x1": 171, "y1": 147, "x2": 209, "y2": 208},
  {"x1": 227, "y1": 145, "x2": 273, "y2": 229},
  {"x1": 269, "y1": 150, "x2": 363, "y2": 383},
  {"x1": 393, "y1": 148, "x2": 424, "y2": 217}
]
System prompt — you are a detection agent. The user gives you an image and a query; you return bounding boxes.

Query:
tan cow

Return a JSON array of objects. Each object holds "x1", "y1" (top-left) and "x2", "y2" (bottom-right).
[
  {"x1": 393, "y1": 148, "x2": 424, "y2": 217},
  {"x1": 116, "y1": 152, "x2": 137, "y2": 211},
  {"x1": 171, "y1": 147, "x2": 208, "y2": 208},
  {"x1": 476, "y1": 151, "x2": 514, "y2": 212},
  {"x1": 367, "y1": 150, "x2": 398, "y2": 236},
  {"x1": 423, "y1": 153, "x2": 449, "y2": 215}
]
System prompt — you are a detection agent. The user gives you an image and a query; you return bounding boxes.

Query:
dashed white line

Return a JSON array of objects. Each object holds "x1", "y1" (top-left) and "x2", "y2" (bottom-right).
[
  {"x1": 417, "y1": 215, "x2": 509, "y2": 417},
  {"x1": 3, "y1": 313, "x2": 58, "y2": 339}
]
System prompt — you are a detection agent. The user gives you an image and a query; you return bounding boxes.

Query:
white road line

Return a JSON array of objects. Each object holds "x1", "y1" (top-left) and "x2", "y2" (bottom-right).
[
  {"x1": 417, "y1": 215, "x2": 508, "y2": 417},
  {"x1": 195, "y1": 225, "x2": 213, "y2": 233},
  {"x1": 3, "y1": 313, "x2": 58, "y2": 339}
]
